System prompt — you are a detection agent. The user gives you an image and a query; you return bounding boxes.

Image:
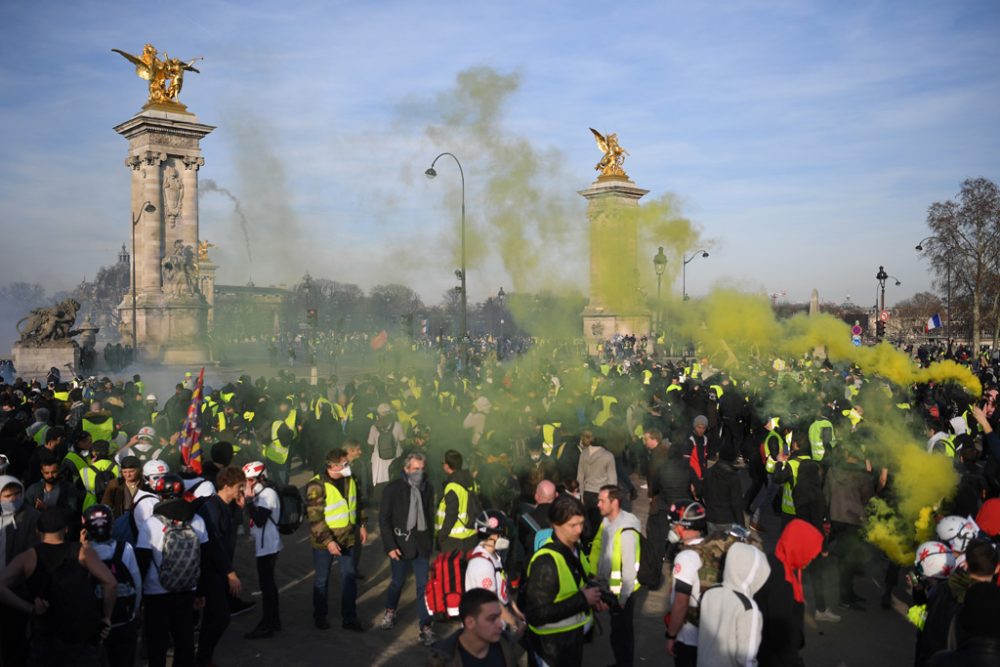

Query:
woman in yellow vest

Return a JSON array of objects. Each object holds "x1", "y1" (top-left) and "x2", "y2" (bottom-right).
[{"x1": 522, "y1": 495, "x2": 607, "y2": 667}]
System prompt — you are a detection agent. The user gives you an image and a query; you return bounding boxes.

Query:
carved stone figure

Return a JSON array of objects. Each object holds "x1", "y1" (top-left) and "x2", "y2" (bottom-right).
[
  {"x1": 162, "y1": 240, "x2": 199, "y2": 297},
  {"x1": 163, "y1": 165, "x2": 184, "y2": 227},
  {"x1": 589, "y1": 128, "x2": 630, "y2": 178},
  {"x1": 112, "y1": 44, "x2": 202, "y2": 108},
  {"x1": 16, "y1": 299, "x2": 82, "y2": 346}
]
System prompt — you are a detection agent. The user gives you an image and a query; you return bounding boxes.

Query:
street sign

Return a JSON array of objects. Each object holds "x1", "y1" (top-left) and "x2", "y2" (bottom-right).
[
  {"x1": 851, "y1": 325, "x2": 862, "y2": 336},
  {"x1": 880, "y1": 310, "x2": 889, "y2": 322},
  {"x1": 852, "y1": 336, "x2": 862, "y2": 347}
]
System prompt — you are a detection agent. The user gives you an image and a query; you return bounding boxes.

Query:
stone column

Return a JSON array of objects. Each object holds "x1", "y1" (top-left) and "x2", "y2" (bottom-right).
[
  {"x1": 199, "y1": 260, "x2": 217, "y2": 332},
  {"x1": 579, "y1": 175, "x2": 651, "y2": 353}
]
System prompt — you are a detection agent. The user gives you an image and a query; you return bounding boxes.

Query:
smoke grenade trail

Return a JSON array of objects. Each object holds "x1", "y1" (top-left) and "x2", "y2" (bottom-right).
[{"x1": 200, "y1": 178, "x2": 254, "y2": 267}]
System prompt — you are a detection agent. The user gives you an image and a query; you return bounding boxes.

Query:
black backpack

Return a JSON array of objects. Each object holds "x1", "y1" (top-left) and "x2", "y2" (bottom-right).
[
  {"x1": 275, "y1": 484, "x2": 304, "y2": 535},
  {"x1": 375, "y1": 422, "x2": 397, "y2": 459},
  {"x1": 36, "y1": 543, "x2": 103, "y2": 644},
  {"x1": 621, "y1": 527, "x2": 663, "y2": 590},
  {"x1": 99, "y1": 540, "x2": 138, "y2": 626}
]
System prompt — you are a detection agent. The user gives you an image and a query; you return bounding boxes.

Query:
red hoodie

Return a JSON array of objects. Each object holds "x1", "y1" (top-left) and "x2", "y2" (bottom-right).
[{"x1": 774, "y1": 519, "x2": 823, "y2": 603}]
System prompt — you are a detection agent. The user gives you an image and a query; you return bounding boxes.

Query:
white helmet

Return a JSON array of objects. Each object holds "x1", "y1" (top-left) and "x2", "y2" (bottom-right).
[
  {"x1": 146, "y1": 394, "x2": 157, "y2": 403},
  {"x1": 242, "y1": 461, "x2": 267, "y2": 480},
  {"x1": 142, "y1": 459, "x2": 170, "y2": 484},
  {"x1": 137, "y1": 426, "x2": 156, "y2": 442},
  {"x1": 914, "y1": 541, "x2": 956, "y2": 579},
  {"x1": 936, "y1": 515, "x2": 980, "y2": 552}
]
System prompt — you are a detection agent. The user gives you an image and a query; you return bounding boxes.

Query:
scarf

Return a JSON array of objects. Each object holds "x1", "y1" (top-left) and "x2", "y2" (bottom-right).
[
  {"x1": 774, "y1": 518, "x2": 823, "y2": 603},
  {"x1": 406, "y1": 476, "x2": 426, "y2": 532}
]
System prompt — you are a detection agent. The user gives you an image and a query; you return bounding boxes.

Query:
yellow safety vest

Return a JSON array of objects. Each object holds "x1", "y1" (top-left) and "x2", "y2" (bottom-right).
[
  {"x1": 265, "y1": 421, "x2": 289, "y2": 464},
  {"x1": 312, "y1": 475, "x2": 357, "y2": 529},
  {"x1": 527, "y1": 540, "x2": 594, "y2": 635},
  {"x1": 64, "y1": 452, "x2": 99, "y2": 510},
  {"x1": 780, "y1": 457, "x2": 808, "y2": 515},
  {"x1": 435, "y1": 482, "x2": 476, "y2": 539},
  {"x1": 588, "y1": 522, "x2": 641, "y2": 595},
  {"x1": 313, "y1": 396, "x2": 333, "y2": 419},
  {"x1": 593, "y1": 395, "x2": 618, "y2": 427},
  {"x1": 32, "y1": 424, "x2": 50, "y2": 446},
  {"x1": 82, "y1": 417, "x2": 114, "y2": 444},
  {"x1": 807, "y1": 419, "x2": 835, "y2": 462},
  {"x1": 53, "y1": 390, "x2": 69, "y2": 403}
]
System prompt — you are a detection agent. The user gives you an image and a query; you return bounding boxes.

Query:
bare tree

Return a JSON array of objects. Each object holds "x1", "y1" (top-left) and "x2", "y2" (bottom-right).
[{"x1": 921, "y1": 177, "x2": 1000, "y2": 350}]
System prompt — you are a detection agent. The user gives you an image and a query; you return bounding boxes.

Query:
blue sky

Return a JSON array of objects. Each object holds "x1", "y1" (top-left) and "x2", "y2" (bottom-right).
[{"x1": 1, "y1": 0, "x2": 998, "y2": 309}]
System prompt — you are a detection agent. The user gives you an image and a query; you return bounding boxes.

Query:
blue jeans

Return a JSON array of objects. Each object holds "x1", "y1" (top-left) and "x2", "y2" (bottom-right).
[
  {"x1": 312, "y1": 546, "x2": 358, "y2": 624},
  {"x1": 384, "y1": 556, "x2": 431, "y2": 627}
]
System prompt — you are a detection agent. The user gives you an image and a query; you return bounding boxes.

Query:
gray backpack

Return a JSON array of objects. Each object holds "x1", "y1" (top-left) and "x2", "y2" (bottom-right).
[{"x1": 154, "y1": 514, "x2": 201, "y2": 592}]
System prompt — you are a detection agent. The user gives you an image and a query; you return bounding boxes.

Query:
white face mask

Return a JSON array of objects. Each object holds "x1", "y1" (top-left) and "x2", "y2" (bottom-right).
[
  {"x1": 494, "y1": 536, "x2": 510, "y2": 551},
  {"x1": 340, "y1": 464, "x2": 352, "y2": 478},
  {"x1": 252, "y1": 481, "x2": 265, "y2": 496},
  {"x1": 667, "y1": 528, "x2": 681, "y2": 544},
  {"x1": 530, "y1": 454, "x2": 541, "y2": 462}
]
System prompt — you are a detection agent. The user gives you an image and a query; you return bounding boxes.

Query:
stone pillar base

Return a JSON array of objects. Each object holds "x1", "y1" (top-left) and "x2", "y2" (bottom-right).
[
  {"x1": 11, "y1": 342, "x2": 80, "y2": 380},
  {"x1": 582, "y1": 311, "x2": 651, "y2": 355}
]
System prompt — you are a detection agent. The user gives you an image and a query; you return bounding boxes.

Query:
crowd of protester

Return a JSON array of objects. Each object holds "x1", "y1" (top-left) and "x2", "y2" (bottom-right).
[{"x1": 0, "y1": 333, "x2": 998, "y2": 666}]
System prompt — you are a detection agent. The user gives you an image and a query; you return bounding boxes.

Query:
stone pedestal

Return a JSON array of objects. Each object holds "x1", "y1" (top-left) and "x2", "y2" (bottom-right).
[
  {"x1": 198, "y1": 260, "x2": 217, "y2": 333},
  {"x1": 12, "y1": 343, "x2": 80, "y2": 380},
  {"x1": 579, "y1": 175, "x2": 652, "y2": 354},
  {"x1": 114, "y1": 108, "x2": 214, "y2": 363}
]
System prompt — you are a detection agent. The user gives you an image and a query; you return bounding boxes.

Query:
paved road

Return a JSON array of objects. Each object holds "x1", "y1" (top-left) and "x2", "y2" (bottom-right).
[{"x1": 198, "y1": 462, "x2": 916, "y2": 667}]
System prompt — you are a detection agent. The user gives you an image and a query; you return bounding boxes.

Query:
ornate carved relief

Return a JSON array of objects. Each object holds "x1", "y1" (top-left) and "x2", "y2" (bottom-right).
[
  {"x1": 182, "y1": 156, "x2": 205, "y2": 171},
  {"x1": 162, "y1": 165, "x2": 184, "y2": 228}
]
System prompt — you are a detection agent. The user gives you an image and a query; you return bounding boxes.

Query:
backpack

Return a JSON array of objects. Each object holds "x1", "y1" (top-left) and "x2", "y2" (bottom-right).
[
  {"x1": 35, "y1": 543, "x2": 103, "y2": 644},
  {"x1": 93, "y1": 467, "x2": 116, "y2": 502},
  {"x1": 98, "y1": 540, "x2": 138, "y2": 626},
  {"x1": 154, "y1": 514, "x2": 201, "y2": 592},
  {"x1": 673, "y1": 532, "x2": 740, "y2": 626},
  {"x1": 275, "y1": 484, "x2": 304, "y2": 535},
  {"x1": 376, "y1": 422, "x2": 397, "y2": 459},
  {"x1": 424, "y1": 550, "x2": 491, "y2": 620},
  {"x1": 111, "y1": 493, "x2": 158, "y2": 546},
  {"x1": 621, "y1": 527, "x2": 663, "y2": 590}
]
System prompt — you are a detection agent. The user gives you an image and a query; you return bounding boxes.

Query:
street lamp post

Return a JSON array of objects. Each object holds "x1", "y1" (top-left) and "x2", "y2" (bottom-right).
[
  {"x1": 682, "y1": 250, "x2": 710, "y2": 301},
  {"x1": 916, "y1": 236, "x2": 951, "y2": 340},
  {"x1": 131, "y1": 201, "x2": 156, "y2": 360},
  {"x1": 652, "y1": 247, "x2": 667, "y2": 332},
  {"x1": 425, "y1": 153, "x2": 467, "y2": 340}
]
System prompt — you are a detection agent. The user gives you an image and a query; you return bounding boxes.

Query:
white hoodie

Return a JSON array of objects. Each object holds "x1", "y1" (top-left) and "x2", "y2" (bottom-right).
[{"x1": 696, "y1": 542, "x2": 771, "y2": 667}]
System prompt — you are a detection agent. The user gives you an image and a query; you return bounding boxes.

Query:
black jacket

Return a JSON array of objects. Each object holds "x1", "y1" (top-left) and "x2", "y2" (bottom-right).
[
  {"x1": 650, "y1": 449, "x2": 691, "y2": 515},
  {"x1": 380, "y1": 473, "x2": 435, "y2": 560},
  {"x1": 927, "y1": 638, "x2": 1000, "y2": 667},
  {"x1": 439, "y1": 470, "x2": 479, "y2": 541},
  {"x1": 702, "y1": 459, "x2": 744, "y2": 526},
  {"x1": 754, "y1": 553, "x2": 805, "y2": 667},
  {"x1": 3, "y1": 505, "x2": 39, "y2": 564},
  {"x1": 197, "y1": 495, "x2": 237, "y2": 578},
  {"x1": 523, "y1": 537, "x2": 590, "y2": 665}
]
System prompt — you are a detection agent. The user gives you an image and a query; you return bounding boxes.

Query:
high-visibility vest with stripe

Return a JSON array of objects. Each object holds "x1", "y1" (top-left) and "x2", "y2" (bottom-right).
[
  {"x1": 93, "y1": 458, "x2": 120, "y2": 479},
  {"x1": 216, "y1": 412, "x2": 227, "y2": 433},
  {"x1": 64, "y1": 452, "x2": 99, "y2": 510},
  {"x1": 265, "y1": 421, "x2": 289, "y2": 464},
  {"x1": 333, "y1": 402, "x2": 353, "y2": 423},
  {"x1": 932, "y1": 436, "x2": 956, "y2": 458},
  {"x1": 542, "y1": 422, "x2": 561, "y2": 456},
  {"x1": 780, "y1": 457, "x2": 809, "y2": 515},
  {"x1": 642, "y1": 370, "x2": 653, "y2": 385},
  {"x1": 588, "y1": 522, "x2": 641, "y2": 595},
  {"x1": 313, "y1": 396, "x2": 333, "y2": 419},
  {"x1": 435, "y1": 482, "x2": 476, "y2": 539},
  {"x1": 666, "y1": 383, "x2": 682, "y2": 394},
  {"x1": 284, "y1": 409, "x2": 297, "y2": 431},
  {"x1": 763, "y1": 431, "x2": 787, "y2": 473},
  {"x1": 592, "y1": 395, "x2": 618, "y2": 427},
  {"x1": 312, "y1": 475, "x2": 357, "y2": 529},
  {"x1": 82, "y1": 417, "x2": 114, "y2": 444},
  {"x1": 807, "y1": 419, "x2": 835, "y2": 462},
  {"x1": 527, "y1": 540, "x2": 593, "y2": 635}
]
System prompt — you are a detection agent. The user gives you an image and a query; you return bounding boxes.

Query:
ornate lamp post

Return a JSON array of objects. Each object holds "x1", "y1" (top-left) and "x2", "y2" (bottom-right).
[
  {"x1": 682, "y1": 250, "x2": 710, "y2": 301},
  {"x1": 652, "y1": 246, "x2": 667, "y2": 331},
  {"x1": 131, "y1": 201, "x2": 156, "y2": 359},
  {"x1": 916, "y1": 236, "x2": 950, "y2": 339},
  {"x1": 425, "y1": 153, "x2": 467, "y2": 340}
]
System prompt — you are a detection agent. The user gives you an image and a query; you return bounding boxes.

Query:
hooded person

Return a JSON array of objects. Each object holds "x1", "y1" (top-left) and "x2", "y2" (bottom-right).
[
  {"x1": 753, "y1": 518, "x2": 824, "y2": 667},
  {"x1": 696, "y1": 542, "x2": 772, "y2": 667},
  {"x1": 463, "y1": 396, "x2": 492, "y2": 447},
  {"x1": 0, "y1": 475, "x2": 39, "y2": 569}
]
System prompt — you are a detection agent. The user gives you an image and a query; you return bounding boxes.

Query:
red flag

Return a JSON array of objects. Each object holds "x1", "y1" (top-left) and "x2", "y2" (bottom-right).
[
  {"x1": 371, "y1": 330, "x2": 388, "y2": 351},
  {"x1": 179, "y1": 367, "x2": 205, "y2": 474}
]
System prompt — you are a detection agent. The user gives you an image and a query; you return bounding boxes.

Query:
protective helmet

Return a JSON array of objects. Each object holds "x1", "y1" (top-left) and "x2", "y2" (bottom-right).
[
  {"x1": 666, "y1": 499, "x2": 707, "y2": 532},
  {"x1": 242, "y1": 461, "x2": 267, "y2": 480},
  {"x1": 936, "y1": 515, "x2": 980, "y2": 552},
  {"x1": 151, "y1": 473, "x2": 185, "y2": 499},
  {"x1": 474, "y1": 509, "x2": 509, "y2": 539},
  {"x1": 137, "y1": 426, "x2": 156, "y2": 442},
  {"x1": 146, "y1": 394, "x2": 157, "y2": 403},
  {"x1": 82, "y1": 504, "x2": 114, "y2": 542},
  {"x1": 142, "y1": 459, "x2": 170, "y2": 485},
  {"x1": 914, "y1": 541, "x2": 956, "y2": 579}
]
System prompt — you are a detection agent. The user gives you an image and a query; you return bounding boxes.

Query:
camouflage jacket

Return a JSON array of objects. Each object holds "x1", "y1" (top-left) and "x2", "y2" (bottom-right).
[{"x1": 306, "y1": 475, "x2": 367, "y2": 551}]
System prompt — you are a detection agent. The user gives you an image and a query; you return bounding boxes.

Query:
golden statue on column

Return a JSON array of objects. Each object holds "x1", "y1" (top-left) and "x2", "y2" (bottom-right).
[
  {"x1": 112, "y1": 44, "x2": 202, "y2": 110},
  {"x1": 589, "y1": 128, "x2": 630, "y2": 179}
]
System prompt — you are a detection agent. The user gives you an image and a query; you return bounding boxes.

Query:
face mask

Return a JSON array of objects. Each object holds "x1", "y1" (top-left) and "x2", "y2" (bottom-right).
[
  {"x1": 494, "y1": 536, "x2": 510, "y2": 551},
  {"x1": 667, "y1": 528, "x2": 681, "y2": 544},
  {"x1": 406, "y1": 471, "x2": 424, "y2": 485},
  {"x1": 340, "y1": 464, "x2": 352, "y2": 478},
  {"x1": 252, "y1": 482, "x2": 265, "y2": 496},
  {"x1": 530, "y1": 454, "x2": 541, "y2": 462},
  {"x1": 1, "y1": 497, "x2": 23, "y2": 515}
]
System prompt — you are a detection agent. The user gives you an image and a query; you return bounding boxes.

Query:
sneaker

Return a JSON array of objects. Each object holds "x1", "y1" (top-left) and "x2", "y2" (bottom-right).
[
  {"x1": 838, "y1": 600, "x2": 866, "y2": 611},
  {"x1": 230, "y1": 599, "x2": 256, "y2": 617},
  {"x1": 419, "y1": 625, "x2": 436, "y2": 647},
  {"x1": 379, "y1": 609, "x2": 396, "y2": 630},
  {"x1": 815, "y1": 609, "x2": 841, "y2": 623}
]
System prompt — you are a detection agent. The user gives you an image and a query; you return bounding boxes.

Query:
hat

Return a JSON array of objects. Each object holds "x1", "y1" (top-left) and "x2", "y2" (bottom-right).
[
  {"x1": 37, "y1": 508, "x2": 68, "y2": 534},
  {"x1": 146, "y1": 394, "x2": 157, "y2": 402},
  {"x1": 137, "y1": 426, "x2": 156, "y2": 442},
  {"x1": 120, "y1": 455, "x2": 141, "y2": 470},
  {"x1": 693, "y1": 415, "x2": 709, "y2": 428}
]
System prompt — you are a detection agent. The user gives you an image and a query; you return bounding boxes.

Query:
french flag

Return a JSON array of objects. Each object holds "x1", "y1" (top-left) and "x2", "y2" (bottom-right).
[{"x1": 926, "y1": 314, "x2": 942, "y2": 332}]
